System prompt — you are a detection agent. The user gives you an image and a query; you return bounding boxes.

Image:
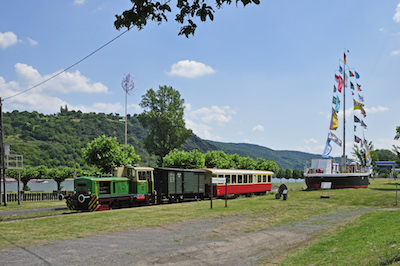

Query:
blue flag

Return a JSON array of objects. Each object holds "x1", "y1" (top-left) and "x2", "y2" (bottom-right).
[
  {"x1": 355, "y1": 71, "x2": 360, "y2": 79},
  {"x1": 322, "y1": 139, "x2": 332, "y2": 158}
]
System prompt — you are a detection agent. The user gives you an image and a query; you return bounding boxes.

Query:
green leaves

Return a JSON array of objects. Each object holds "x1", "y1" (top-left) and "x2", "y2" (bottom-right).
[
  {"x1": 163, "y1": 149, "x2": 280, "y2": 172},
  {"x1": 82, "y1": 135, "x2": 141, "y2": 173},
  {"x1": 138, "y1": 85, "x2": 193, "y2": 165},
  {"x1": 115, "y1": 0, "x2": 260, "y2": 37}
]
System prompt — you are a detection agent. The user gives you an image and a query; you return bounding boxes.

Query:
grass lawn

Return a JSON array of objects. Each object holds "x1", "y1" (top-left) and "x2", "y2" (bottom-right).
[{"x1": 1, "y1": 178, "x2": 399, "y2": 264}]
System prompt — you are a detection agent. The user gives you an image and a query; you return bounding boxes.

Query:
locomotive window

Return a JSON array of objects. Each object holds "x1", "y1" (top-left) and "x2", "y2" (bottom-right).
[
  {"x1": 257, "y1": 175, "x2": 262, "y2": 183},
  {"x1": 138, "y1": 171, "x2": 150, "y2": 181},
  {"x1": 128, "y1": 169, "x2": 135, "y2": 178},
  {"x1": 226, "y1": 175, "x2": 230, "y2": 184},
  {"x1": 238, "y1": 175, "x2": 243, "y2": 184},
  {"x1": 232, "y1": 175, "x2": 237, "y2": 184},
  {"x1": 249, "y1": 175, "x2": 253, "y2": 183},
  {"x1": 77, "y1": 183, "x2": 86, "y2": 187},
  {"x1": 99, "y1": 181, "x2": 110, "y2": 194},
  {"x1": 244, "y1": 175, "x2": 248, "y2": 183},
  {"x1": 263, "y1": 175, "x2": 267, "y2": 183}
]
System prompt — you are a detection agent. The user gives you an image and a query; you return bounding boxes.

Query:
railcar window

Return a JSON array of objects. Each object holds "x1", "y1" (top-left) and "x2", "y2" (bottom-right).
[
  {"x1": 169, "y1": 172, "x2": 175, "y2": 182},
  {"x1": 77, "y1": 183, "x2": 86, "y2": 187},
  {"x1": 238, "y1": 175, "x2": 243, "y2": 184},
  {"x1": 263, "y1": 175, "x2": 267, "y2": 183},
  {"x1": 99, "y1": 181, "x2": 110, "y2": 194},
  {"x1": 244, "y1": 175, "x2": 248, "y2": 183},
  {"x1": 232, "y1": 175, "x2": 237, "y2": 184},
  {"x1": 249, "y1": 175, "x2": 253, "y2": 183},
  {"x1": 257, "y1": 175, "x2": 262, "y2": 183},
  {"x1": 226, "y1": 175, "x2": 231, "y2": 184},
  {"x1": 268, "y1": 175, "x2": 272, "y2": 182}
]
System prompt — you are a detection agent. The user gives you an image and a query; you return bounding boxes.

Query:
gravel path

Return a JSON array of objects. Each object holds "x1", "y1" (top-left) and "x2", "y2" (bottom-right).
[
  {"x1": 0, "y1": 207, "x2": 68, "y2": 217},
  {"x1": 0, "y1": 207, "x2": 373, "y2": 266}
]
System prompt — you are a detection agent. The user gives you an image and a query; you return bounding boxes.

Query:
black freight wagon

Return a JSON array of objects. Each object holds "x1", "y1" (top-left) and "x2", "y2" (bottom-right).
[{"x1": 154, "y1": 168, "x2": 206, "y2": 203}]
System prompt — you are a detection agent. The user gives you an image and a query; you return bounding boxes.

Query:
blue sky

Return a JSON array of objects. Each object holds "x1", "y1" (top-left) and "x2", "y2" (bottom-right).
[{"x1": 1, "y1": 0, "x2": 400, "y2": 159}]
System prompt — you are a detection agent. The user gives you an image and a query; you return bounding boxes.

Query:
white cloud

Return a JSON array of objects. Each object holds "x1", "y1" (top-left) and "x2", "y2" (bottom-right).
[
  {"x1": 186, "y1": 119, "x2": 222, "y2": 140},
  {"x1": 27, "y1": 37, "x2": 38, "y2": 46},
  {"x1": 365, "y1": 105, "x2": 389, "y2": 114},
  {"x1": 184, "y1": 103, "x2": 192, "y2": 111},
  {"x1": 167, "y1": 60, "x2": 215, "y2": 78},
  {"x1": 305, "y1": 138, "x2": 318, "y2": 144},
  {"x1": 252, "y1": 125, "x2": 264, "y2": 132},
  {"x1": 14, "y1": 63, "x2": 109, "y2": 94},
  {"x1": 73, "y1": 102, "x2": 123, "y2": 114},
  {"x1": 394, "y1": 3, "x2": 400, "y2": 22},
  {"x1": 391, "y1": 50, "x2": 400, "y2": 56},
  {"x1": 0, "y1": 31, "x2": 18, "y2": 49},
  {"x1": 0, "y1": 64, "x2": 109, "y2": 114},
  {"x1": 190, "y1": 105, "x2": 235, "y2": 125},
  {"x1": 74, "y1": 0, "x2": 85, "y2": 5}
]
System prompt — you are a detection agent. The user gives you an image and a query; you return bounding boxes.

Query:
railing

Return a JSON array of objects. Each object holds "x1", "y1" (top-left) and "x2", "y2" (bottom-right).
[{"x1": 1, "y1": 191, "x2": 74, "y2": 202}]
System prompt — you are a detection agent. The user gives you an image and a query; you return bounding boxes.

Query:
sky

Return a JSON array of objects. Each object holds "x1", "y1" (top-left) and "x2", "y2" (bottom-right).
[{"x1": 1, "y1": 0, "x2": 400, "y2": 159}]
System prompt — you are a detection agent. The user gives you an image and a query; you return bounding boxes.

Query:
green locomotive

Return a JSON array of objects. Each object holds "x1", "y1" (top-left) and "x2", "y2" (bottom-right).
[{"x1": 65, "y1": 166, "x2": 155, "y2": 211}]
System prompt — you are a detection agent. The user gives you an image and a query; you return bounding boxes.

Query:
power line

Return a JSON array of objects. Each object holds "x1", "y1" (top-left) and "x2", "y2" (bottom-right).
[{"x1": 2, "y1": 28, "x2": 130, "y2": 102}]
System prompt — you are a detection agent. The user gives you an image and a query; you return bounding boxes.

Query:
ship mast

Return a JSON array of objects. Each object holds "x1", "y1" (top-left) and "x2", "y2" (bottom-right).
[{"x1": 342, "y1": 53, "x2": 346, "y2": 171}]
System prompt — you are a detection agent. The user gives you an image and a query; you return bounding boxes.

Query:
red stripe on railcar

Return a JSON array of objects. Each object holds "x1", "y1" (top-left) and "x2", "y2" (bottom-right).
[{"x1": 213, "y1": 183, "x2": 272, "y2": 196}]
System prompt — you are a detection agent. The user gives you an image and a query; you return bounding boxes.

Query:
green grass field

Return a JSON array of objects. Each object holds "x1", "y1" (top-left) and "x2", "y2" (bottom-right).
[{"x1": 1, "y1": 179, "x2": 399, "y2": 264}]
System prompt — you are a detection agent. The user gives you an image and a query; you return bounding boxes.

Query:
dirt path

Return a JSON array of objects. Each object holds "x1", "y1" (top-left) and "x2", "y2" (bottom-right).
[{"x1": 0, "y1": 208, "x2": 372, "y2": 265}]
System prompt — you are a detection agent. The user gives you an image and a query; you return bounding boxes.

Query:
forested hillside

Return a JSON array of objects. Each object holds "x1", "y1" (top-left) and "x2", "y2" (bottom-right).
[
  {"x1": 3, "y1": 108, "x2": 320, "y2": 170},
  {"x1": 206, "y1": 141, "x2": 321, "y2": 170}
]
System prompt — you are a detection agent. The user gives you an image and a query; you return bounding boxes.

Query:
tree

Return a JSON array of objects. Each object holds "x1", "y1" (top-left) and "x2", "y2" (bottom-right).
[
  {"x1": 115, "y1": 0, "x2": 260, "y2": 38},
  {"x1": 82, "y1": 135, "x2": 141, "y2": 173},
  {"x1": 138, "y1": 85, "x2": 193, "y2": 165},
  {"x1": 276, "y1": 169, "x2": 285, "y2": 183},
  {"x1": 204, "y1": 150, "x2": 233, "y2": 169},
  {"x1": 292, "y1": 169, "x2": 301, "y2": 182},
  {"x1": 162, "y1": 149, "x2": 205, "y2": 169},
  {"x1": 393, "y1": 126, "x2": 400, "y2": 164},
  {"x1": 352, "y1": 140, "x2": 376, "y2": 167},
  {"x1": 255, "y1": 158, "x2": 279, "y2": 173},
  {"x1": 284, "y1": 168, "x2": 292, "y2": 180},
  {"x1": 20, "y1": 166, "x2": 38, "y2": 191}
]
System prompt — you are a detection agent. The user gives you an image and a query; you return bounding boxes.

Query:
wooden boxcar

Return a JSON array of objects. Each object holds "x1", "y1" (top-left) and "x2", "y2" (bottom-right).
[{"x1": 154, "y1": 167, "x2": 206, "y2": 203}]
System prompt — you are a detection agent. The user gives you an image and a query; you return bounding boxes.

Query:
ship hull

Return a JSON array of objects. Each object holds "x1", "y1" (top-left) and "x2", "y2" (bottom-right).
[{"x1": 304, "y1": 173, "x2": 370, "y2": 189}]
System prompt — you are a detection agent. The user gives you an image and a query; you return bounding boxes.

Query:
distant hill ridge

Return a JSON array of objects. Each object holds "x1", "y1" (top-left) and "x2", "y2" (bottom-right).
[{"x1": 3, "y1": 109, "x2": 321, "y2": 170}]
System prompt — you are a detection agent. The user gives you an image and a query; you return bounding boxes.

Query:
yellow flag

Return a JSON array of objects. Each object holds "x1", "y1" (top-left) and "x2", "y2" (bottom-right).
[
  {"x1": 330, "y1": 108, "x2": 338, "y2": 130},
  {"x1": 353, "y1": 99, "x2": 364, "y2": 110}
]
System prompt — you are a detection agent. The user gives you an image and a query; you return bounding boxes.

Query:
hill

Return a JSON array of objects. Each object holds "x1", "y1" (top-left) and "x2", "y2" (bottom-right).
[
  {"x1": 2, "y1": 109, "x2": 320, "y2": 170},
  {"x1": 206, "y1": 141, "x2": 321, "y2": 170}
]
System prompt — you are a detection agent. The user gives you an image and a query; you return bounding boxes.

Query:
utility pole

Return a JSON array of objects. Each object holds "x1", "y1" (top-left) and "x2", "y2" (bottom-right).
[{"x1": 0, "y1": 98, "x2": 6, "y2": 206}]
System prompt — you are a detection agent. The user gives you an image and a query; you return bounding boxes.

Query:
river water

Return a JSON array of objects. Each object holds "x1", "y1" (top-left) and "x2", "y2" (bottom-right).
[
  {"x1": 0, "y1": 178, "x2": 304, "y2": 192},
  {"x1": 0, "y1": 179, "x2": 74, "y2": 192}
]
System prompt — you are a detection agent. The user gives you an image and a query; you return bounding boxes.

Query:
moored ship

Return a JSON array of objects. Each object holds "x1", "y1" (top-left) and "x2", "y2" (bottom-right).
[{"x1": 304, "y1": 52, "x2": 372, "y2": 189}]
